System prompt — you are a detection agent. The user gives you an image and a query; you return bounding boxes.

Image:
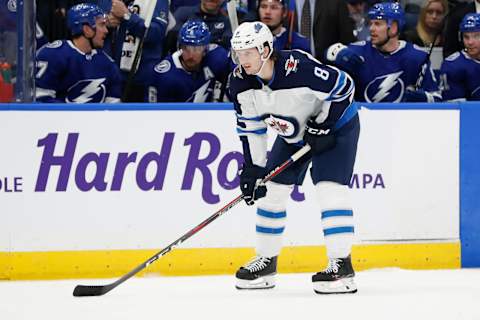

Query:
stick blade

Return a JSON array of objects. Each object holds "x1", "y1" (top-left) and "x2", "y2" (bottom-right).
[{"x1": 73, "y1": 284, "x2": 110, "y2": 297}]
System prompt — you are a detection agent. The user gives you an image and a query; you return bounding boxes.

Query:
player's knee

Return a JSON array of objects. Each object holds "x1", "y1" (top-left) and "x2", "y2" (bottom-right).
[
  {"x1": 314, "y1": 181, "x2": 351, "y2": 209},
  {"x1": 257, "y1": 181, "x2": 293, "y2": 212}
]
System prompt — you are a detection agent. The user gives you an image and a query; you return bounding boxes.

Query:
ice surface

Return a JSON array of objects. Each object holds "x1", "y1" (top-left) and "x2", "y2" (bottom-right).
[{"x1": 1, "y1": 268, "x2": 479, "y2": 320}]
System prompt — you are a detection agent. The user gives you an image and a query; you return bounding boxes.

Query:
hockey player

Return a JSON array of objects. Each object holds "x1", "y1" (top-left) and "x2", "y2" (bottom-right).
[
  {"x1": 166, "y1": 0, "x2": 232, "y2": 53},
  {"x1": 257, "y1": 0, "x2": 310, "y2": 52},
  {"x1": 439, "y1": 13, "x2": 480, "y2": 101},
  {"x1": 146, "y1": 20, "x2": 231, "y2": 102},
  {"x1": 326, "y1": 2, "x2": 442, "y2": 103},
  {"x1": 229, "y1": 21, "x2": 359, "y2": 294},
  {"x1": 35, "y1": 3, "x2": 122, "y2": 103}
]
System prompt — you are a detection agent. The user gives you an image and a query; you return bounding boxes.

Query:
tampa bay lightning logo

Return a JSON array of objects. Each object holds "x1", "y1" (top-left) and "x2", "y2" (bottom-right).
[
  {"x1": 472, "y1": 86, "x2": 480, "y2": 99},
  {"x1": 365, "y1": 71, "x2": 405, "y2": 103},
  {"x1": 66, "y1": 78, "x2": 107, "y2": 103},
  {"x1": 154, "y1": 60, "x2": 171, "y2": 74},
  {"x1": 8, "y1": 0, "x2": 16, "y2": 12},
  {"x1": 187, "y1": 80, "x2": 214, "y2": 103}
]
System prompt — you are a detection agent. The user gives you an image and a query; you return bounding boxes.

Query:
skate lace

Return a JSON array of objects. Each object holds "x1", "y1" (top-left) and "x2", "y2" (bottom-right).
[
  {"x1": 244, "y1": 256, "x2": 271, "y2": 273},
  {"x1": 324, "y1": 258, "x2": 341, "y2": 274}
]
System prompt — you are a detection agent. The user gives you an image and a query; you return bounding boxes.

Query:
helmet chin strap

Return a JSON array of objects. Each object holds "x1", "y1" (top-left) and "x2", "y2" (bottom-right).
[
  {"x1": 253, "y1": 46, "x2": 273, "y2": 76},
  {"x1": 85, "y1": 27, "x2": 97, "y2": 51},
  {"x1": 377, "y1": 25, "x2": 399, "y2": 52},
  {"x1": 376, "y1": 31, "x2": 391, "y2": 49}
]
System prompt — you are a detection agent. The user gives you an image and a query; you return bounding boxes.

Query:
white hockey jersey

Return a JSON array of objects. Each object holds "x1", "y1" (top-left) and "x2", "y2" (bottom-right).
[{"x1": 229, "y1": 50, "x2": 356, "y2": 167}]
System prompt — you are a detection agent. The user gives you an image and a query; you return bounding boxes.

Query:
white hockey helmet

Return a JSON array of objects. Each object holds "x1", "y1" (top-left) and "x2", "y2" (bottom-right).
[{"x1": 231, "y1": 21, "x2": 274, "y2": 60}]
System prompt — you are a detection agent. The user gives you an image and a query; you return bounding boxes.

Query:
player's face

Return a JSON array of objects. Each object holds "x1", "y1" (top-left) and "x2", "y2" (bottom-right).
[
  {"x1": 369, "y1": 19, "x2": 395, "y2": 45},
  {"x1": 92, "y1": 17, "x2": 108, "y2": 48},
  {"x1": 463, "y1": 31, "x2": 480, "y2": 59},
  {"x1": 235, "y1": 47, "x2": 262, "y2": 75},
  {"x1": 180, "y1": 45, "x2": 206, "y2": 70},
  {"x1": 201, "y1": 0, "x2": 224, "y2": 14},
  {"x1": 259, "y1": 0, "x2": 285, "y2": 30},
  {"x1": 424, "y1": 1, "x2": 445, "y2": 31}
]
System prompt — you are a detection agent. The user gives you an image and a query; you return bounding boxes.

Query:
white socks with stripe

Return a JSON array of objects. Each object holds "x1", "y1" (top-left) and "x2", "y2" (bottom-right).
[
  {"x1": 255, "y1": 182, "x2": 293, "y2": 258},
  {"x1": 315, "y1": 181, "x2": 355, "y2": 259},
  {"x1": 254, "y1": 181, "x2": 354, "y2": 260}
]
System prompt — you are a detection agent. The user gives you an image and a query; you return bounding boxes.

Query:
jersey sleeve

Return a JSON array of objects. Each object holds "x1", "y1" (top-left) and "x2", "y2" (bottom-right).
[
  {"x1": 208, "y1": 45, "x2": 234, "y2": 102},
  {"x1": 208, "y1": 45, "x2": 231, "y2": 80},
  {"x1": 438, "y1": 53, "x2": 467, "y2": 101},
  {"x1": 297, "y1": 51, "x2": 356, "y2": 126},
  {"x1": 105, "y1": 53, "x2": 122, "y2": 103},
  {"x1": 35, "y1": 42, "x2": 67, "y2": 103},
  {"x1": 229, "y1": 69, "x2": 268, "y2": 167},
  {"x1": 347, "y1": 41, "x2": 367, "y2": 56},
  {"x1": 145, "y1": 60, "x2": 179, "y2": 102}
]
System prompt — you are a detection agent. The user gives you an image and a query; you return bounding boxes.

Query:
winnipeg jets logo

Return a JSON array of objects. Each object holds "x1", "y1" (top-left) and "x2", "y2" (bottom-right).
[
  {"x1": 265, "y1": 115, "x2": 295, "y2": 137},
  {"x1": 284, "y1": 55, "x2": 299, "y2": 76},
  {"x1": 66, "y1": 78, "x2": 107, "y2": 103},
  {"x1": 365, "y1": 71, "x2": 404, "y2": 103}
]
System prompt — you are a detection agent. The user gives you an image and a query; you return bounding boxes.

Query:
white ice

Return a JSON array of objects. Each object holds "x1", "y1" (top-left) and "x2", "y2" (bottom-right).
[{"x1": 1, "y1": 268, "x2": 479, "y2": 320}]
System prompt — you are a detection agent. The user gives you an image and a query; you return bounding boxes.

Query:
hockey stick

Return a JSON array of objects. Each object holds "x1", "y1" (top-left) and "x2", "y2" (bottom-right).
[
  {"x1": 413, "y1": 32, "x2": 439, "y2": 90},
  {"x1": 121, "y1": 36, "x2": 145, "y2": 101},
  {"x1": 414, "y1": 11, "x2": 450, "y2": 90},
  {"x1": 72, "y1": 144, "x2": 311, "y2": 297},
  {"x1": 121, "y1": 0, "x2": 157, "y2": 102},
  {"x1": 217, "y1": 0, "x2": 240, "y2": 101},
  {"x1": 226, "y1": 0, "x2": 239, "y2": 33},
  {"x1": 286, "y1": 0, "x2": 296, "y2": 49}
]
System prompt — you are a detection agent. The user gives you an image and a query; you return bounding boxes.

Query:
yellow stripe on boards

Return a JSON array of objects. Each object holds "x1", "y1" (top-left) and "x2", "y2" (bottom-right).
[{"x1": 0, "y1": 242, "x2": 460, "y2": 280}]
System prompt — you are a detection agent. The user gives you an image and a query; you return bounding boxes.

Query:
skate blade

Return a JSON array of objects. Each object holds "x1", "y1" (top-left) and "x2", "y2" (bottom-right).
[
  {"x1": 235, "y1": 275, "x2": 276, "y2": 290},
  {"x1": 313, "y1": 277, "x2": 357, "y2": 294}
]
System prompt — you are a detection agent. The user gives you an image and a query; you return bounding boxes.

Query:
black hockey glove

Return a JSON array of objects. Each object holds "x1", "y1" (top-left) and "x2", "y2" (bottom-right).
[
  {"x1": 303, "y1": 119, "x2": 336, "y2": 154},
  {"x1": 239, "y1": 165, "x2": 268, "y2": 206}
]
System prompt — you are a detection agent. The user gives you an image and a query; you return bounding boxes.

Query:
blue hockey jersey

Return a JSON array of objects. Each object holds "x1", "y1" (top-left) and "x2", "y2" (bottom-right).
[
  {"x1": 35, "y1": 40, "x2": 122, "y2": 103},
  {"x1": 439, "y1": 51, "x2": 480, "y2": 101},
  {"x1": 146, "y1": 44, "x2": 232, "y2": 102},
  {"x1": 173, "y1": 5, "x2": 232, "y2": 49},
  {"x1": 273, "y1": 28, "x2": 310, "y2": 52},
  {"x1": 229, "y1": 50, "x2": 356, "y2": 167},
  {"x1": 342, "y1": 41, "x2": 441, "y2": 103}
]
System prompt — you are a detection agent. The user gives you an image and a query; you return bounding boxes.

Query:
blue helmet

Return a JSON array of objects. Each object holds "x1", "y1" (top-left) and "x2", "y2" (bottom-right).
[
  {"x1": 67, "y1": 3, "x2": 105, "y2": 36},
  {"x1": 179, "y1": 20, "x2": 211, "y2": 46},
  {"x1": 460, "y1": 13, "x2": 480, "y2": 33},
  {"x1": 368, "y1": 2, "x2": 406, "y2": 31}
]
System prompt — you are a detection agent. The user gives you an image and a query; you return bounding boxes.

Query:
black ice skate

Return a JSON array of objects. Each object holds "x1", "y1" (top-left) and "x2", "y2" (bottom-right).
[
  {"x1": 312, "y1": 255, "x2": 357, "y2": 294},
  {"x1": 235, "y1": 256, "x2": 277, "y2": 290}
]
